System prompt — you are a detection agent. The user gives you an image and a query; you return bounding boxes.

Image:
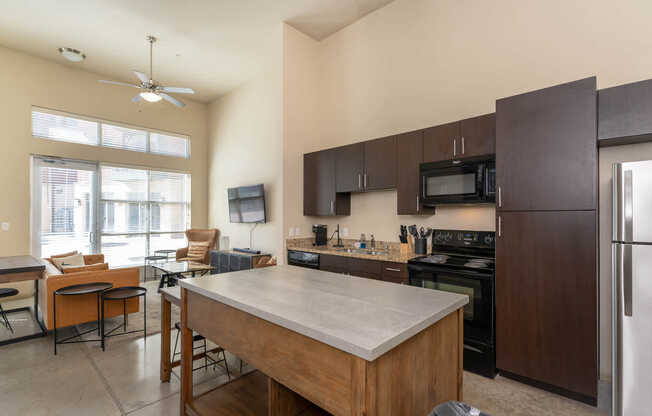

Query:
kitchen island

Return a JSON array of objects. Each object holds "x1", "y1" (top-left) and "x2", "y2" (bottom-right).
[{"x1": 178, "y1": 264, "x2": 468, "y2": 416}]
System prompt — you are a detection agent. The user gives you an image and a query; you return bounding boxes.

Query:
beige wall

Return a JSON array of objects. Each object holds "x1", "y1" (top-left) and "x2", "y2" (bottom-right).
[
  {"x1": 207, "y1": 26, "x2": 284, "y2": 260},
  {"x1": 0, "y1": 45, "x2": 208, "y2": 258},
  {"x1": 283, "y1": 0, "x2": 652, "y2": 380}
]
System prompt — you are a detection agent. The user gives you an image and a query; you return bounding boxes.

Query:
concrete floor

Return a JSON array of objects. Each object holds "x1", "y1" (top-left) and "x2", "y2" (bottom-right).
[{"x1": 0, "y1": 328, "x2": 610, "y2": 416}]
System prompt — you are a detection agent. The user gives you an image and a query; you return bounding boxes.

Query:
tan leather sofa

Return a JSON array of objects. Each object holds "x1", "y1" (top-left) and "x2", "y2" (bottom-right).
[
  {"x1": 176, "y1": 228, "x2": 218, "y2": 264},
  {"x1": 38, "y1": 254, "x2": 139, "y2": 330}
]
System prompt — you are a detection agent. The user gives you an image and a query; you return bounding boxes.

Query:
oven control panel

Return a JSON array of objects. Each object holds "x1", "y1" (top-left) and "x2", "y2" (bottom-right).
[{"x1": 432, "y1": 229, "x2": 495, "y2": 248}]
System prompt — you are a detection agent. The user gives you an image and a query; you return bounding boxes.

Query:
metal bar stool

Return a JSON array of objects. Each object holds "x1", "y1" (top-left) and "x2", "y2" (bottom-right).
[
  {"x1": 172, "y1": 321, "x2": 231, "y2": 379},
  {"x1": 53, "y1": 282, "x2": 113, "y2": 355},
  {"x1": 0, "y1": 288, "x2": 19, "y2": 333},
  {"x1": 101, "y1": 286, "x2": 147, "y2": 351},
  {"x1": 144, "y1": 255, "x2": 167, "y2": 282}
]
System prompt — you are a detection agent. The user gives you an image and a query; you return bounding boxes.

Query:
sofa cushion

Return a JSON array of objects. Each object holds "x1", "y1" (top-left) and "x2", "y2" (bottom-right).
[
  {"x1": 48, "y1": 250, "x2": 78, "y2": 263},
  {"x1": 62, "y1": 262, "x2": 109, "y2": 274},
  {"x1": 52, "y1": 253, "x2": 85, "y2": 271},
  {"x1": 187, "y1": 240, "x2": 210, "y2": 261}
]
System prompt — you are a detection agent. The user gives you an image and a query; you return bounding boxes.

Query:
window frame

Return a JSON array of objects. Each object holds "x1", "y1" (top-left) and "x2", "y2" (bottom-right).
[{"x1": 31, "y1": 106, "x2": 191, "y2": 159}]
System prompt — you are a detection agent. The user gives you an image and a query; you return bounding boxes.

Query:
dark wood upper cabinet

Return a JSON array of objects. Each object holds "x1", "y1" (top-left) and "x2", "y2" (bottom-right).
[
  {"x1": 423, "y1": 121, "x2": 459, "y2": 163},
  {"x1": 304, "y1": 150, "x2": 350, "y2": 216},
  {"x1": 397, "y1": 130, "x2": 433, "y2": 215},
  {"x1": 364, "y1": 136, "x2": 397, "y2": 191},
  {"x1": 598, "y1": 78, "x2": 652, "y2": 146},
  {"x1": 496, "y1": 77, "x2": 597, "y2": 211},
  {"x1": 496, "y1": 210, "x2": 597, "y2": 403},
  {"x1": 335, "y1": 143, "x2": 364, "y2": 193},
  {"x1": 460, "y1": 113, "x2": 496, "y2": 157}
]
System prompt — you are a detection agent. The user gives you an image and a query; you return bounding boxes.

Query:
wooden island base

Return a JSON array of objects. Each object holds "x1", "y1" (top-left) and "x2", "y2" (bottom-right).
[{"x1": 180, "y1": 288, "x2": 463, "y2": 416}]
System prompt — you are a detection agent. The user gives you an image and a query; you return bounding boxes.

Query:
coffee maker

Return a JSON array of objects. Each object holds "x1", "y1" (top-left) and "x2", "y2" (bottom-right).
[{"x1": 312, "y1": 224, "x2": 327, "y2": 246}]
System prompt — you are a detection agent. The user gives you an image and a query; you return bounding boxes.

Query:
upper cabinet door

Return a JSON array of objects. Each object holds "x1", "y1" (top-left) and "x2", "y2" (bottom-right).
[
  {"x1": 304, "y1": 149, "x2": 336, "y2": 216},
  {"x1": 598, "y1": 79, "x2": 652, "y2": 146},
  {"x1": 335, "y1": 143, "x2": 364, "y2": 193},
  {"x1": 460, "y1": 113, "x2": 496, "y2": 158},
  {"x1": 397, "y1": 130, "x2": 427, "y2": 215},
  {"x1": 496, "y1": 77, "x2": 597, "y2": 211},
  {"x1": 364, "y1": 136, "x2": 397, "y2": 190},
  {"x1": 423, "y1": 121, "x2": 459, "y2": 163}
]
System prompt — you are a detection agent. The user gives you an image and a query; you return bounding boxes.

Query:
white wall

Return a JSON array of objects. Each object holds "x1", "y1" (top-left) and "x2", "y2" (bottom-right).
[
  {"x1": 282, "y1": 0, "x2": 652, "y2": 380},
  {"x1": 207, "y1": 26, "x2": 284, "y2": 260}
]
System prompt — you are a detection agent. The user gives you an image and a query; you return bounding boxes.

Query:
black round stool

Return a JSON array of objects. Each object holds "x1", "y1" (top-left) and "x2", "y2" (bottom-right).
[
  {"x1": 0, "y1": 288, "x2": 19, "y2": 333},
  {"x1": 101, "y1": 286, "x2": 147, "y2": 350}
]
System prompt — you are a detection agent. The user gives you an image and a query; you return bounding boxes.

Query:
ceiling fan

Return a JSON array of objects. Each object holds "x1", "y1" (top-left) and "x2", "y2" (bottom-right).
[{"x1": 99, "y1": 36, "x2": 194, "y2": 107}]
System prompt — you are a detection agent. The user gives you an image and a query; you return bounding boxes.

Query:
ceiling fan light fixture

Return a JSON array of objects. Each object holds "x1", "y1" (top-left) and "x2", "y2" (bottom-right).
[
  {"x1": 140, "y1": 91, "x2": 162, "y2": 102},
  {"x1": 58, "y1": 47, "x2": 85, "y2": 62}
]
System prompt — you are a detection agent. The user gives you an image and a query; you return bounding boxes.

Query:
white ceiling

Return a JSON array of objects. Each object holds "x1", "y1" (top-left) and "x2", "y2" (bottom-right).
[{"x1": 0, "y1": 0, "x2": 394, "y2": 102}]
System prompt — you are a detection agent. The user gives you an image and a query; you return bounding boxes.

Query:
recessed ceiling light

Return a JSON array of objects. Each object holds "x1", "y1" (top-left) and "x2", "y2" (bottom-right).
[{"x1": 58, "y1": 47, "x2": 85, "y2": 62}]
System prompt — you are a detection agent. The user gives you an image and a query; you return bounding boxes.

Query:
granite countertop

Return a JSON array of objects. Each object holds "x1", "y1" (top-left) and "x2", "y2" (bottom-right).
[
  {"x1": 179, "y1": 264, "x2": 467, "y2": 361},
  {"x1": 286, "y1": 238, "x2": 419, "y2": 263}
]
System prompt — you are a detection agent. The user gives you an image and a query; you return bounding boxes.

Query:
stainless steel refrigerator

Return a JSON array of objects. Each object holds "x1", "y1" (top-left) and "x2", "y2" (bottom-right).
[{"x1": 613, "y1": 161, "x2": 652, "y2": 416}]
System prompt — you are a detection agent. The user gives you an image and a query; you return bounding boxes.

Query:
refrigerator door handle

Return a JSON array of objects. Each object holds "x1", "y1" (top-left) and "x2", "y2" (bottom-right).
[
  {"x1": 624, "y1": 170, "x2": 633, "y2": 242},
  {"x1": 623, "y1": 244, "x2": 633, "y2": 317}
]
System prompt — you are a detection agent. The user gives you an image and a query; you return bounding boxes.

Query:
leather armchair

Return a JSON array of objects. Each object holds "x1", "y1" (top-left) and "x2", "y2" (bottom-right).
[{"x1": 176, "y1": 228, "x2": 219, "y2": 264}]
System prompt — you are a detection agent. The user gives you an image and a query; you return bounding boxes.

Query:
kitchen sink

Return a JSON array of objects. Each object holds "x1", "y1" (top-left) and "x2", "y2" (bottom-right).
[{"x1": 334, "y1": 247, "x2": 389, "y2": 256}]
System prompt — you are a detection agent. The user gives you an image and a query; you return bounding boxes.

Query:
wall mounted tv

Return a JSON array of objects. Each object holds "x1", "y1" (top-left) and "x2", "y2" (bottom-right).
[{"x1": 228, "y1": 184, "x2": 266, "y2": 223}]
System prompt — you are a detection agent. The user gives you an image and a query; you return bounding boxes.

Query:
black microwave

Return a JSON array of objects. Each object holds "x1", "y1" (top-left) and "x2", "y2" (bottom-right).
[{"x1": 420, "y1": 157, "x2": 495, "y2": 206}]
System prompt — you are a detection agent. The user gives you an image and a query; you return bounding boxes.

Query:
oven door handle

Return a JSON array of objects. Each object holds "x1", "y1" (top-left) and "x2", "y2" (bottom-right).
[{"x1": 408, "y1": 264, "x2": 494, "y2": 280}]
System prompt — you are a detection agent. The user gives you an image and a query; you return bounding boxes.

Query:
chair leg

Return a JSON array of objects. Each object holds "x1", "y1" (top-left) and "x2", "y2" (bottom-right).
[
  {"x1": 203, "y1": 339, "x2": 208, "y2": 372},
  {"x1": 0, "y1": 302, "x2": 13, "y2": 334},
  {"x1": 173, "y1": 328, "x2": 180, "y2": 359},
  {"x1": 223, "y1": 350, "x2": 231, "y2": 379}
]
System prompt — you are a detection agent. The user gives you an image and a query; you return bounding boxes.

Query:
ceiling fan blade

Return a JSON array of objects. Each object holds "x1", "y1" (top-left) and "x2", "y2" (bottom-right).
[
  {"x1": 131, "y1": 95, "x2": 143, "y2": 103},
  {"x1": 160, "y1": 86, "x2": 195, "y2": 94},
  {"x1": 133, "y1": 71, "x2": 149, "y2": 84},
  {"x1": 160, "y1": 93, "x2": 185, "y2": 107},
  {"x1": 98, "y1": 80, "x2": 141, "y2": 88}
]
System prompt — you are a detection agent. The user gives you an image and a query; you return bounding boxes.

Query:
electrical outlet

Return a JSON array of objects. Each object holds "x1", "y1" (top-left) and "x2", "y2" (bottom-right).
[
  {"x1": 1, "y1": 222, "x2": 9, "y2": 231},
  {"x1": 343, "y1": 227, "x2": 349, "y2": 237},
  {"x1": 295, "y1": 227, "x2": 300, "y2": 236},
  {"x1": 288, "y1": 227, "x2": 294, "y2": 237}
]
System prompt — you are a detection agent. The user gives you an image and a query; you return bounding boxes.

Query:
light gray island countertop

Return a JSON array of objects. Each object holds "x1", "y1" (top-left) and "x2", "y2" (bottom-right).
[{"x1": 179, "y1": 264, "x2": 468, "y2": 361}]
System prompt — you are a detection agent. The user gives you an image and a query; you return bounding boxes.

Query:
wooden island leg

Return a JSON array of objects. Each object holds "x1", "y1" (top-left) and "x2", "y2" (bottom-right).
[
  {"x1": 457, "y1": 307, "x2": 464, "y2": 401},
  {"x1": 160, "y1": 295, "x2": 172, "y2": 382},
  {"x1": 180, "y1": 288, "x2": 194, "y2": 415}
]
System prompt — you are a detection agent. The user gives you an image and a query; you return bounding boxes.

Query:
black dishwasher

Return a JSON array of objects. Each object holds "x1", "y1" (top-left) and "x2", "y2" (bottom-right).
[{"x1": 287, "y1": 250, "x2": 320, "y2": 269}]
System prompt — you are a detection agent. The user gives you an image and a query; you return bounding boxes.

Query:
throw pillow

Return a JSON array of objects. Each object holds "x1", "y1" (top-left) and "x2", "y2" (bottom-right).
[
  {"x1": 62, "y1": 262, "x2": 109, "y2": 274},
  {"x1": 49, "y1": 250, "x2": 78, "y2": 261},
  {"x1": 51, "y1": 253, "x2": 85, "y2": 271},
  {"x1": 187, "y1": 241, "x2": 210, "y2": 261}
]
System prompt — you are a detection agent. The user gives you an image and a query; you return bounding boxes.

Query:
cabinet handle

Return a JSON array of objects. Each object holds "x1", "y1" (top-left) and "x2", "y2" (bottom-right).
[
  {"x1": 453, "y1": 139, "x2": 457, "y2": 157},
  {"x1": 498, "y1": 186, "x2": 502, "y2": 207},
  {"x1": 330, "y1": 200, "x2": 334, "y2": 214},
  {"x1": 364, "y1": 173, "x2": 367, "y2": 189},
  {"x1": 416, "y1": 195, "x2": 420, "y2": 212},
  {"x1": 385, "y1": 267, "x2": 401, "y2": 272},
  {"x1": 358, "y1": 173, "x2": 362, "y2": 189},
  {"x1": 498, "y1": 215, "x2": 502, "y2": 237},
  {"x1": 461, "y1": 136, "x2": 465, "y2": 154}
]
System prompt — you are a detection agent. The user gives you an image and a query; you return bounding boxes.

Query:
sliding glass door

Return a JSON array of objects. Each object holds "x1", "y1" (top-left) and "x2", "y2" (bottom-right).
[
  {"x1": 31, "y1": 157, "x2": 190, "y2": 267},
  {"x1": 31, "y1": 157, "x2": 98, "y2": 258}
]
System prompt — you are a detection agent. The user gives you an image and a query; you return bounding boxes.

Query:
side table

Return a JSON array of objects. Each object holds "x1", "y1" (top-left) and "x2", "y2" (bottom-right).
[
  {"x1": 101, "y1": 286, "x2": 147, "y2": 350},
  {"x1": 53, "y1": 282, "x2": 113, "y2": 355}
]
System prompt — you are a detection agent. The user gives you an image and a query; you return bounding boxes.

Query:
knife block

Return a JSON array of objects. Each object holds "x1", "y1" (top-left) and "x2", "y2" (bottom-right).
[{"x1": 400, "y1": 242, "x2": 410, "y2": 256}]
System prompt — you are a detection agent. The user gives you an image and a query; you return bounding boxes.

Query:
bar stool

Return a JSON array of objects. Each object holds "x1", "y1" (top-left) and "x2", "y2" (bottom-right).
[
  {"x1": 172, "y1": 321, "x2": 231, "y2": 378},
  {"x1": 0, "y1": 288, "x2": 19, "y2": 333},
  {"x1": 144, "y1": 255, "x2": 167, "y2": 281}
]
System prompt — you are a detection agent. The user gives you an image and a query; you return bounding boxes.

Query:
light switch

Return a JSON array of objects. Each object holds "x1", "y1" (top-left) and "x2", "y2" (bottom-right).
[
  {"x1": 1, "y1": 222, "x2": 9, "y2": 231},
  {"x1": 288, "y1": 227, "x2": 294, "y2": 237},
  {"x1": 295, "y1": 227, "x2": 300, "y2": 236}
]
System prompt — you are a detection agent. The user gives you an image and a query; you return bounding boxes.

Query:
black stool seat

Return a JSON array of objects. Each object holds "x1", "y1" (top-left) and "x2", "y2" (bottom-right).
[
  {"x1": 103, "y1": 286, "x2": 147, "y2": 300},
  {"x1": 174, "y1": 321, "x2": 205, "y2": 342},
  {"x1": 0, "y1": 288, "x2": 19, "y2": 298}
]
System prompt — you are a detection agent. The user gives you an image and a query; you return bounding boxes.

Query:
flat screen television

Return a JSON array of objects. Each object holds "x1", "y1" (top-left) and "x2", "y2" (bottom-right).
[{"x1": 228, "y1": 184, "x2": 266, "y2": 223}]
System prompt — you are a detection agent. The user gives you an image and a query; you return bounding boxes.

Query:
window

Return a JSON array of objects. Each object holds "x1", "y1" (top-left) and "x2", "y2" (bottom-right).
[
  {"x1": 31, "y1": 107, "x2": 190, "y2": 158},
  {"x1": 32, "y1": 109, "x2": 99, "y2": 145},
  {"x1": 31, "y1": 156, "x2": 191, "y2": 267},
  {"x1": 100, "y1": 166, "x2": 190, "y2": 266}
]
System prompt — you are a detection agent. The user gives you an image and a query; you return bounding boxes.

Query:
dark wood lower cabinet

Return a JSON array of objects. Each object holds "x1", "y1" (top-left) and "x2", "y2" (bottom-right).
[
  {"x1": 496, "y1": 210, "x2": 597, "y2": 404},
  {"x1": 318, "y1": 255, "x2": 407, "y2": 284}
]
